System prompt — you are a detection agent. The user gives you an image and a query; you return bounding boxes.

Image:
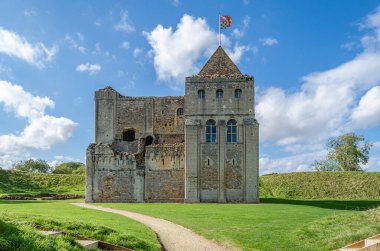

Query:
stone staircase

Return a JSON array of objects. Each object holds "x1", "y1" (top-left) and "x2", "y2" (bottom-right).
[
  {"x1": 40, "y1": 230, "x2": 132, "y2": 250},
  {"x1": 338, "y1": 234, "x2": 380, "y2": 251}
]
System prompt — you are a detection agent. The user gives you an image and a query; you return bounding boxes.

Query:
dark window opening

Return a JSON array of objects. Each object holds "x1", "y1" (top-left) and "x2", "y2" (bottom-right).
[
  {"x1": 207, "y1": 158, "x2": 210, "y2": 166},
  {"x1": 216, "y1": 89, "x2": 223, "y2": 101},
  {"x1": 235, "y1": 89, "x2": 242, "y2": 99},
  {"x1": 123, "y1": 130, "x2": 135, "y2": 141},
  {"x1": 227, "y1": 119, "x2": 237, "y2": 143},
  {"x1": 177, "y1": 108, "x2": 183, "y2": 115},
  {"x1": 198, "y1": 90, "x2": 205, "y2": 99},
  {"x1": 162, "y1": 159, "x2": 165, "y2": 165},
  {"x1": 232, "y1": 158, "x2": 235, "y2": 166},
  {"x1": 206, "y1": 119, "x2": 217, "y2": 143},
  {"x1": 145, "y1": 136, "x2": 154, "y2": 146}
]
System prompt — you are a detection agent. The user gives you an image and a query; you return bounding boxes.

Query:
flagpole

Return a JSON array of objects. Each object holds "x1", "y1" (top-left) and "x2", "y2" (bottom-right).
[{"x1": 218, "y1": 13, "x2": 221, "y2": 46}]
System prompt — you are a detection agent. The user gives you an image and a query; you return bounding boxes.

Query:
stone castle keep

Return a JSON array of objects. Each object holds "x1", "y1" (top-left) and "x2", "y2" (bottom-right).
[{"x1": 86, "y1": 46, "x2": 259, "y2": 203}]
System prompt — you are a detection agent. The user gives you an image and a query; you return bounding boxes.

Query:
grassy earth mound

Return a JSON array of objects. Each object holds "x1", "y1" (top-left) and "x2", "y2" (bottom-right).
[
  {"x1": 260, "y1": 171, "x2": 380, "y2": 199},
  {"x1": 0, "y1": 170, "x2": 85, "y2": 195}
]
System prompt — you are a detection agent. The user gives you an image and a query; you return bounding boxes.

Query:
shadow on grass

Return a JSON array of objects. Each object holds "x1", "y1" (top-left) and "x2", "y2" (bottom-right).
[
  {"x1": 0, "y1": 200, "x2": 52, "y2": 205},
  {"x1": 261, "y1": 198, "x2": 380, "y2": 211}
]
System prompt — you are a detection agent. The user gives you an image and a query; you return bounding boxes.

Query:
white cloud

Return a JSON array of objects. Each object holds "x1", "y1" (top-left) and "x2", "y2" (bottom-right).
[
  {"x1": 256, "y1": 6, "x2": 380, "y2": 146},
  {"x1": 226, "y1": 44, "x2": 253, "y2": 63},
  {"x1": 24, "y1": 9, "x2": 37, "y2": 17},
  {"x1": 64, "y1": 33, "x2": 86, "y2": 53},
  {"x1": 171, "y1": 0, "x2": 179, "y2": 6},
  {"x1": 92, "y1": 43, "x2": 114, "y2": 59},
  {"x1": 0, "y1": 80, "x2": 77, "y2": 167},
  {"x1": 260, "y1": 37, "x2": 278, "y2": 46},
  {"x1": 351, "y1": 86, "x2": 380, "y2": 127},
  {"x1": 144, "y1": 15, "x2": 216, "y2": 87},
  {"x1": 114, "y1": 10, "x2": 135, "y2": 33},
  {"x1": 233, "y1": 16, "x2": 250, "y2": 38},
  {"x1": 94, "y1": 18, "x2": 102, "y2": 27},
  {"x1": 256, "y1": 5, "x2": 380, "y2": 174},
  {"x1": 144, "y1": 14, "x2": 251, "y2": 89},
  {"x1": 341, "y1": 42, "x2": 357, "y2": 51},
  {"x1": 76, "y1": 63, "x2": 101, "y2": 75},
  {"x1": 133, "y1": 47, "x2": 143, "y2": 58},
  {"x1": 121, "y1": 41, "x2": 130, "y2": 49},
  {"x1": 0, "y1": 26, "x2": 58, "y2": 68},
  {"x1": 48, "y1": 155, "x2": 82, "y2": 167},
  {"x1": 260, "y1": 150, "x2": 326, "y2": 175}
]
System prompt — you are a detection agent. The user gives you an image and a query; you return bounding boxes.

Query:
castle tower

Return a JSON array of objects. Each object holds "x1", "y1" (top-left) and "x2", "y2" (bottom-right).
[{"x1": 184, "y1": 46, "x2": 259, "y2": 203}]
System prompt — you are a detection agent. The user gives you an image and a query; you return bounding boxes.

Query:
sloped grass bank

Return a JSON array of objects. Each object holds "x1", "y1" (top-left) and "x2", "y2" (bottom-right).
[
  {"x1": 0, "y1": 218, "x2": 85, "y2": 251},
  {"x1": 260, "y1": 172, "x2": 380, "y2": 199},
  {"x1": 0, "y1": 200, "x2": 161, "y2": 251},
  {"x1": 0, "y1": 170, "x2": 85, "y2": 195},
  {"x1": 98, "y1": 199, "x2": 380, "y2": 251},
  {"x1": 295, "y1": 204, "x2": 380, "y2": 250}
]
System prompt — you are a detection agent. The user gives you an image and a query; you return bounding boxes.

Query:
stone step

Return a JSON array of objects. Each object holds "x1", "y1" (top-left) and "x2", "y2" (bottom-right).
[
  {"x1": 76, "y1": 239, "x2": 99, "y2": 249},
  {"x1": 39, "y1": 230, "x2": 61, "y2": 237},
  {"x1": 365, "y1": 234, "x2": 380, "y2": 246},
  {"x1": 338, "y1": 234, "x2": 380, "y2": 251}
]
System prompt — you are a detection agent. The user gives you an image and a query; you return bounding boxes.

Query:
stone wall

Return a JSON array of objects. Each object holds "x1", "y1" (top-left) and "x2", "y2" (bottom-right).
[
  {"x1": 86, "y1": 142, "x2": 145, "y2": 202},
  {"x1": 145, "y1": 144, "x2": 185, "y2": 202},
  {"x1": 86, "y1": 140, "x2": 185, "y2": 202},
  {"x1": 94, "y1": 87, "x2": 185, "y2": 146}
]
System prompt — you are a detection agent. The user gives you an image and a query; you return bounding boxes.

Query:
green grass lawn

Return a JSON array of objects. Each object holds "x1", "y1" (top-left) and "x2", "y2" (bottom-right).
[
  {"x1": 0, "y1": 199, "x2": 160, "y2": 251},
  {"x1": 0, "y1": 170, "x2": 85, "y2": 195},
  {"x1": 0, "y1": 199, "x2": 379, "y2": 250},
  {"x1": 97, "y1": 199, "x2": 380, "y2": 251}
]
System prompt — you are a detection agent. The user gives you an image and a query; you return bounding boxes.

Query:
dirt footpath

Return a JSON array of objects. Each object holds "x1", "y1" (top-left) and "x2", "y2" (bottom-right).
[{"x1": 72, "y1": 203, "x2": 236, "y2": 251}]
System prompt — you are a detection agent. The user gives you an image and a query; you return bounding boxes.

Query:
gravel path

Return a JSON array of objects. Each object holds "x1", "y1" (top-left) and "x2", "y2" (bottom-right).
[{"x1": 72, "y1": 203, "x2": 235, "y2": 251}]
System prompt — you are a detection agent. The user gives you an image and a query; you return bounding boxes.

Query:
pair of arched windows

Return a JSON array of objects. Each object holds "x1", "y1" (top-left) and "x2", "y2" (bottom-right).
[{"x1": 205, "y1": 119, "x2": 237, "y2": 143}]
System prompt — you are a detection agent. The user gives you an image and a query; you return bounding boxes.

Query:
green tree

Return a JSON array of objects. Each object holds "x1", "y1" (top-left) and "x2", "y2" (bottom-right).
[
  {"x1": 53, "y1": 162, "x2": 85, "y2": 174},
  {"x1": 312, "y1": 132, "x2": 373, "y2": 171},
  {"x1": 72, "y1": 165, "x2": 85, "y2": 175},
  {"x1": 13, "y1": 159, "x2": 51, "y2": 173}
]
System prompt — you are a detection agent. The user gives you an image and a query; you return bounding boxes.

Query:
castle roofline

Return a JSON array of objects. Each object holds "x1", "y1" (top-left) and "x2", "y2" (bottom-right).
[{"x1": 197, "y1": 46, "x2": 242, "y2": 77}]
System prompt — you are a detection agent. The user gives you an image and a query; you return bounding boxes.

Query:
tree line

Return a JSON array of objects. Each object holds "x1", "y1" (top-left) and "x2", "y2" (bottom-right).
[{"x1": 9, "y1": 160, "x2": 85, "y2": 175}]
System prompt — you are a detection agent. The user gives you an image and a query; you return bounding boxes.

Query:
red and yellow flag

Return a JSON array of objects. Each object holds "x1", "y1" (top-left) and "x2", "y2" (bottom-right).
[{"x1": 220, "y1": 15, "x2": 232, "y2": 29}]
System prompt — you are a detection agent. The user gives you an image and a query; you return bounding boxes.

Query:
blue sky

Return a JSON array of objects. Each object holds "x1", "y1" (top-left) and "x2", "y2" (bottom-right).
[{"x1": 0, "y1": 0, "x2": 380, "y2": 173}]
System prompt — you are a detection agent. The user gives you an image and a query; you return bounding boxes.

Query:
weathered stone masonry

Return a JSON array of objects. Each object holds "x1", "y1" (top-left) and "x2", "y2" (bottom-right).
[{"x1": 86, "y1": 46, "x2": 259, "y2": 203}]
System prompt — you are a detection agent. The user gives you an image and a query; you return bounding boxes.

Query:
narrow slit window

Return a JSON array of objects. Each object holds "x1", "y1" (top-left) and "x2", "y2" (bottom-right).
[
  {"x1": 206, "y1": 119, "x2": 217, "y2": 143},
  {"x1": 227, "y1": 119, "x2": 237, "y2": 143},
  {"x1": 216, "y1": 89, "x2": 223, "y2": 101},
  {"x1": 198, "y1": 90, "x2": 205, "y2": 100},
  {"x1": 235, "y1": 89, "x2": 242, "y2": 99}
]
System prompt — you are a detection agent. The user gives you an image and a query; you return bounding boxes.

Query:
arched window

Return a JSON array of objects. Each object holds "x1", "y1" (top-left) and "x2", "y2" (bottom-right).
[
  {"x1": 198, "y1": 90, "x2": 205, "y2": 100},
  {"x1": 123, "y1": 130, "x2": 135, "y2": 141},
  {"x1": 145, "y1": 136, "x2": 154, "y2": 146},
  {"x1": 227, "y1": 119, "x2": 237, "y2": 143},
  {"x1": 216, "y1": 89, "x2": 223, "y2": 101},
  {"x1": 206, "y1": 120, "x2": 216, "y2": 143},
  {"x1": 177, "y1": 108, "x2": 183, "y2": 116},
  {"x1": 235, "y1": 89, "x2": 242, "y2": 99}
]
